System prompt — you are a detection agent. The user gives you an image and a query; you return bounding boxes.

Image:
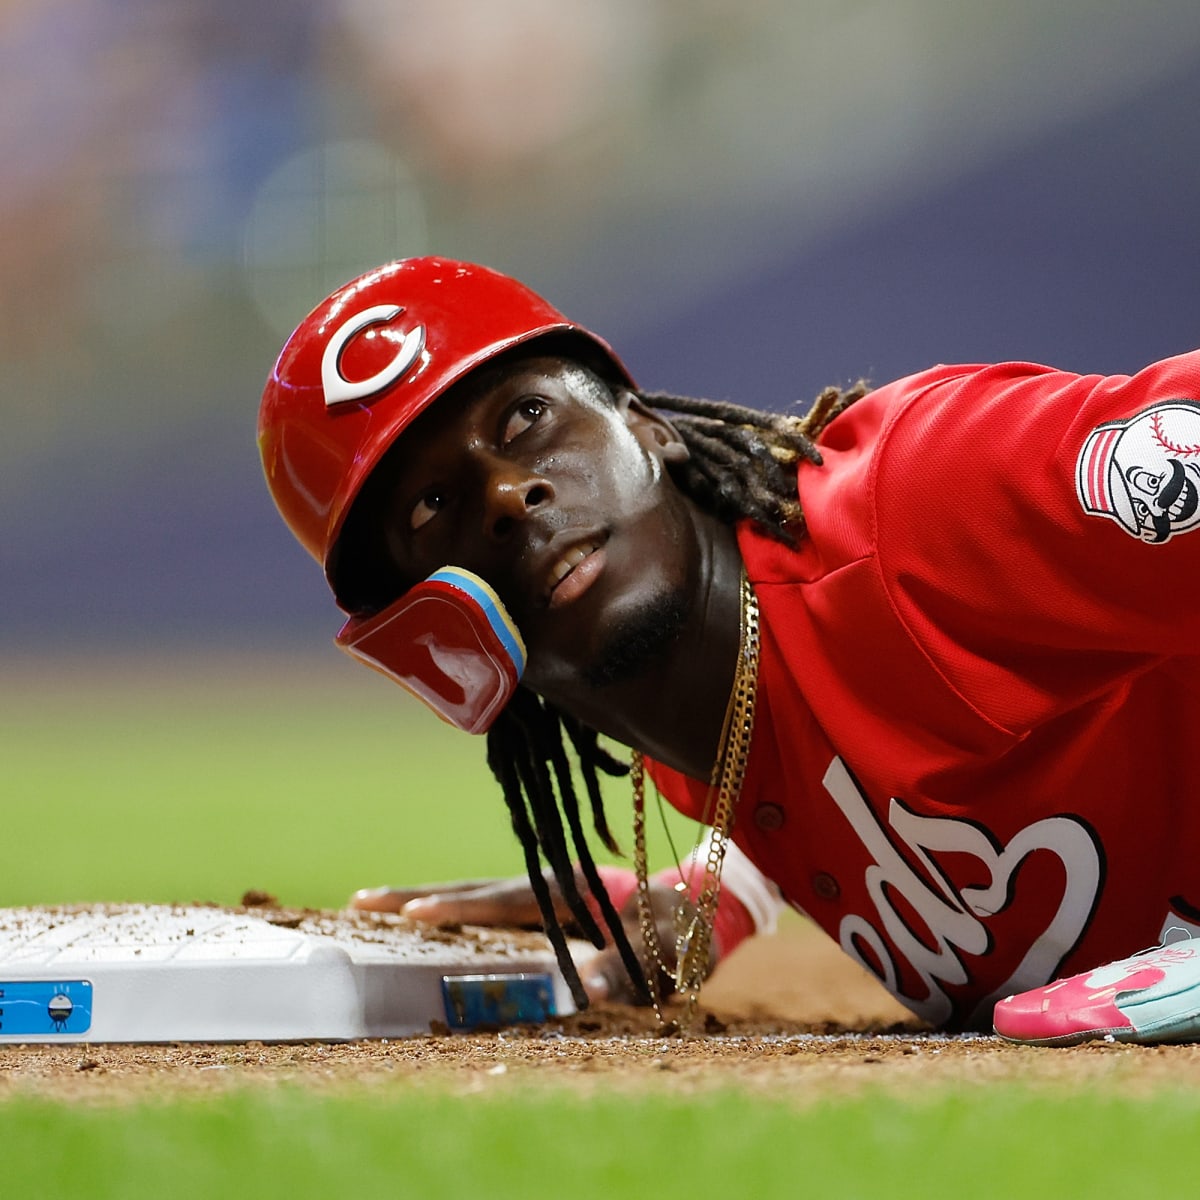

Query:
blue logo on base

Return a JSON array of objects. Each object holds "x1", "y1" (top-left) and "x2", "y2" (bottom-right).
[{"x1": 0, "y1": 981, "x2": 93, "y2": 1036}]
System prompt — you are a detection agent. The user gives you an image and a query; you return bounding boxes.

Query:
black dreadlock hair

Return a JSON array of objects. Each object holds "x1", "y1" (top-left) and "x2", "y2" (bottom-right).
[{"x1": 484, "y1": 379, "x2": 869, "y2": 1008}]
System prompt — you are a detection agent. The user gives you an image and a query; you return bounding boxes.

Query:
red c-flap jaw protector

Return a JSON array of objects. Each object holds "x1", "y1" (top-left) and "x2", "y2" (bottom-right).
[{"x1": 336, "y1": 568, "x2": 526, "y2": 735}]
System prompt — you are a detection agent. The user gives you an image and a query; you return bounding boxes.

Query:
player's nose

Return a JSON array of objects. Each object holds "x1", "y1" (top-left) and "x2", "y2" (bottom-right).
[{"x1": 482, "y1": 467, "x2": 554, "y2": 541}]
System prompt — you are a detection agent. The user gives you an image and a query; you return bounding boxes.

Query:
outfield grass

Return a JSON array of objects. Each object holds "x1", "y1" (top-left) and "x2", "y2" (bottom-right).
[
  {"x1": 2, "y1": 650, "x2": 678, "y2": 910},
  {"x1": 4, "y1": 1087, "x2": 1200, "y2": 1199}
]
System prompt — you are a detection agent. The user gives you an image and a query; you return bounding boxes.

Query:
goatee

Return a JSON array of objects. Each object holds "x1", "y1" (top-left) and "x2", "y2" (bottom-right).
[{"x1": 582, "y1": 587, "x2": 691, "y2": 689}]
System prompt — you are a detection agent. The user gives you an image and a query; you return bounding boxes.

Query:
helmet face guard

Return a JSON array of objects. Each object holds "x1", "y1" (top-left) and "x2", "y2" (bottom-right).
[
  {"x1": 336, "y1": 568, "x2": 525, "y2": 734},
  {"x1": 258, "y1": 258, "x2": 631, "y2": 730}
]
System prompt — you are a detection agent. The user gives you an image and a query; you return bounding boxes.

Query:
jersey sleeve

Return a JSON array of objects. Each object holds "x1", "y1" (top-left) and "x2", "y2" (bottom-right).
[{"x1": 869, "y1": 349, "x2": 1200, "y2": 729}]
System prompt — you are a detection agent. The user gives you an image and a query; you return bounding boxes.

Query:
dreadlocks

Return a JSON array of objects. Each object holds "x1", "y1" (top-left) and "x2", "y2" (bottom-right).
[{"x1": 485, "y1": 379, "x2": 870, "y2": 1007}]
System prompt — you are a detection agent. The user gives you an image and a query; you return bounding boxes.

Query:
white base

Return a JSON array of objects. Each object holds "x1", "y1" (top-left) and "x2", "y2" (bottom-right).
[{"x1": 0, "y1": 905, "x2": 578, "y2": 1043}]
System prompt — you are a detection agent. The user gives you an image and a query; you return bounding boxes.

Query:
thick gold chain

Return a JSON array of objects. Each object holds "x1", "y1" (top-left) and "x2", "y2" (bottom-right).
[{"x1": 631, "y1": 571, "x2": 760, "y2": 1032}]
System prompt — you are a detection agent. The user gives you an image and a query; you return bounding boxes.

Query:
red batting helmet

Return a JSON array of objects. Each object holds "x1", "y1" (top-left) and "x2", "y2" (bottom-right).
[{"x1": 258, "y1": 257, "x2": 632, "y2": 599}]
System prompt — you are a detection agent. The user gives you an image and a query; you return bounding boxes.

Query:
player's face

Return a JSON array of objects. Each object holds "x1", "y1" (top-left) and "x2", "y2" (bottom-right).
[
  {"x1": 1125, "y1": 459, "x2": 1200, "y2": 542},
  {"x1": 376, "y1": 356, "x2": 698, "y2": 692}
]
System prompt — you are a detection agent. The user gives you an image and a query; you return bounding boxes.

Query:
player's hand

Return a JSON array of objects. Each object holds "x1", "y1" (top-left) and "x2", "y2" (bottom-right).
[
  {"x1": 349, "y1": 872, "x2": 697, "y2": 1006},
  {"x1": 350, "y1": 875, "x2": 560, "y2": 929},
  {"x1": 577, "y1": 877, "x2": 698, "y2": 1008}
]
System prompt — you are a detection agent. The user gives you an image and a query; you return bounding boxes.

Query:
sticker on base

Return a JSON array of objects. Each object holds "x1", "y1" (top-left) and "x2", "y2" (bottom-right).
[
  {"x1": 441, "y1": 973, "x2": 556, "y2": 1031},
  {"x1": 0, "y1": 981, "x2": 93, "y2": 1036}
]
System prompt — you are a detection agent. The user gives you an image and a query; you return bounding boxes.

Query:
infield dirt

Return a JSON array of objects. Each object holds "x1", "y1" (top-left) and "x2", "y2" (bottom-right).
[{"x1": 4, "y1": 910, "x2": 1199, "y2": 1103}]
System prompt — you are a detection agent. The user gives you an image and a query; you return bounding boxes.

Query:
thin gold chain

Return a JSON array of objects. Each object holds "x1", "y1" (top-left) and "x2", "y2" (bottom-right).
[{"x1": 631, "y1": 571, "x2": 760, "y2": 1032}]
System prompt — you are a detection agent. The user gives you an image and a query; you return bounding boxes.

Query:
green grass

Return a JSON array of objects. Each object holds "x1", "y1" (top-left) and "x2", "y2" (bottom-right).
[
  {"x1": 4, "y1": 1088, "x2": 1200, "y2": 1199},
  {"x1": 2, "y1": 650, "x2": 693, "y2": 910}
]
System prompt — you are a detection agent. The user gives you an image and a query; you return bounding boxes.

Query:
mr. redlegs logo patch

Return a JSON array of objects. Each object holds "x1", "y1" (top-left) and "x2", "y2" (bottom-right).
[{"x1": 1076, "y1": 400, "x2": 1200, "y2": 543}]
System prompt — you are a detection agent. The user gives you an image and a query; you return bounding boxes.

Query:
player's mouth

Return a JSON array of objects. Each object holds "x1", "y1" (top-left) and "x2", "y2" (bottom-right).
[
  {"x1": 1157, "y1": 459, "x2": 1198, "y2": 524},
  {"x1": 544, "y1": 537, "x2": 607, "y2": 609}
]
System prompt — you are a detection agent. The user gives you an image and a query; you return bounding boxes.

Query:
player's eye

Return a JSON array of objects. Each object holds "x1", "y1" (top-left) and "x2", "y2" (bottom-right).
[
  {"x1": 501, "y1": 397, "x2": 547, "y2": 445},
  {"x1": 410, "y1": 488, "x2": 448, "y2": 531}
]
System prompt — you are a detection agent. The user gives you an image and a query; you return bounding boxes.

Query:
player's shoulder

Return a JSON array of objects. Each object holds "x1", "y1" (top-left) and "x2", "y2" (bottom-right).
[
  {"x1": 861, "y1": 348, "x2": 1200, "y2": 556},
  {"x1": 867, "y1": 349, "x2": 1200, "y2": 441},
  {"x1": 817, "y1": 361, "x2": 1062, "y2": 459},
  {"x1": 811, "y1": 360, "x2": 1070, "y2": 515},
  {"x1": 857, "y1": 359, "x2": 1098, "y2": 478},
  {"x1": 868, "y1": 359, "x2": 1072, "y2": 424}
]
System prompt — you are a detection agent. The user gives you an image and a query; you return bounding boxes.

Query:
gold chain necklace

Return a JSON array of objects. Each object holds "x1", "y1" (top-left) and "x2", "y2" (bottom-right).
[{"x1": 631, "y1": 570, "x2": 760, "y2": 1032}]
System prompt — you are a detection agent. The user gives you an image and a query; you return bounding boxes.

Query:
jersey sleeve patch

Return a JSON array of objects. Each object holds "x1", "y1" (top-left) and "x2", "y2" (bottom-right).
[{"x1": 1076, "y1": 400, "x2": 1200, "y2": 543}]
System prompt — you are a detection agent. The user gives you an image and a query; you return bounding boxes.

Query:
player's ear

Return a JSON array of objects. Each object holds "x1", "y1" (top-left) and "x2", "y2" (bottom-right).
[{"x1": 618, "y1": 391, "x2": 690, "y2": 464}]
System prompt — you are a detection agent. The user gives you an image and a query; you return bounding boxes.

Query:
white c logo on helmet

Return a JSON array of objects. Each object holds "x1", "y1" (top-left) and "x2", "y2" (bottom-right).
[{"x1": 321, "y1": 304, "x2": 426, "y2": 407}]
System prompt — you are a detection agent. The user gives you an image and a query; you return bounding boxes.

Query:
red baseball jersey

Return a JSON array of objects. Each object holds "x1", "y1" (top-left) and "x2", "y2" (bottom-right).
[{"x1": 647, "y1": 350, "x2": 1200, "y2": 1029}]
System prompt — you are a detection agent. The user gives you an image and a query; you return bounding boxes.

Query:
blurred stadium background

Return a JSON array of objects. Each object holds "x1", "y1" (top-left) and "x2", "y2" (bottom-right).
[{"x1": 4, "y1": 0, "x2": 1199, "y2": 654}]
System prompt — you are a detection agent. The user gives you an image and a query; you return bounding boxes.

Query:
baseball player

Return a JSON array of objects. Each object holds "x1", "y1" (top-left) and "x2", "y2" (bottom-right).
[{"x1": 259, "y1": 257, "x2": 1200, "y2": 1042}]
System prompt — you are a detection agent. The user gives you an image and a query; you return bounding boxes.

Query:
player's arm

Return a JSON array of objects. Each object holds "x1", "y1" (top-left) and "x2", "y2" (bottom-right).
[
  {"x1": 351, "y1": 870, "x2": 680, "y2": 1003},
  {"x1": 871, "y1": 349, "x2": 1200, "y2": 730},
  {"x1": 977, "y1": 351, "x2": 1199, "y2": 634},
  {"x1": 349, "y1": 836, "x2": 782, "y2": 1004}
]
